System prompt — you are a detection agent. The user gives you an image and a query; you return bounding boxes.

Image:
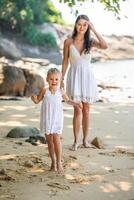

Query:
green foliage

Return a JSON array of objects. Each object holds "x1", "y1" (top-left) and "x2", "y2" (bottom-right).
[
  {"x1": 23, "y1": 24, "x2": 57, "y2": 47},
  {"x1": 59, "y1": 0, "x2": 126, "y2": 16},
  {"x1": 0, "y1": 0, "x2": 63, "y2": 46}
]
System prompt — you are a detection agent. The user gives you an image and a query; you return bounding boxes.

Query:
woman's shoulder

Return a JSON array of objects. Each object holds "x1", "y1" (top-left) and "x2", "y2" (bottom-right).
[{"x1": 64, "y1": 37, "x2": 73, "y2": 47}]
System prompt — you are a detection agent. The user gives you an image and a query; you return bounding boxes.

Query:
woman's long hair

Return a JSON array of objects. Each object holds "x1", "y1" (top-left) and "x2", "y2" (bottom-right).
[{"x1": 72, "y1": 15, "x2": 92, "y2": 54}]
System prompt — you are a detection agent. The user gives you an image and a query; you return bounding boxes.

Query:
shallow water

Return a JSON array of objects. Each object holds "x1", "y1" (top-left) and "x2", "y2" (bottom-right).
[{"x1": 92, "y1": 59, "x2": 134, "y2": 102}]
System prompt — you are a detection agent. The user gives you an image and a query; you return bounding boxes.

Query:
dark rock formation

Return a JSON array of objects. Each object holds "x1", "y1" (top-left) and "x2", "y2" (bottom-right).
[{"x1": 6, "y1": 126, "x2": 40, "y2": 138}]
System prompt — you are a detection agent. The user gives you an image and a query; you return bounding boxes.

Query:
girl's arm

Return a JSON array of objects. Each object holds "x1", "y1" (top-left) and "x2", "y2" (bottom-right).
[
  {"x1": 61, "y1": 89, "x2": 82, "y2": 109},
  {"x1": 31, "y1": 88, "x2": 45, "y2": 104},
  {"x1": 88, "y1": 21, "x2": 108, "y2": 49},
  {"x1": 60, "y1": 39, "x2": 70, "y2": 88}
]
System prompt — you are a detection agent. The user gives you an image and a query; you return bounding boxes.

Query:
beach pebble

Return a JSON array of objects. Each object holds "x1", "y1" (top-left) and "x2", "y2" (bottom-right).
[
  {"x1": 24, "y1": 160, "x2": 34, "y2": 168},
  {"x1": 91, "y1": 137, "x2": 105, "y2": 149}
]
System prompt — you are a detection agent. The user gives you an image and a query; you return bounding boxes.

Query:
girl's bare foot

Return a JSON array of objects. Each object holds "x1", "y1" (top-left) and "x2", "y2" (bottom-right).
[
  {"x1": 50, "y1": 162, "x2": 57, "y2": 171},
  {"x1": 57, "y1": 161, "x2": 64, "y2": 173},
  {"x1": 70, "y1": 143, "x2": 79, "y2": 151}
]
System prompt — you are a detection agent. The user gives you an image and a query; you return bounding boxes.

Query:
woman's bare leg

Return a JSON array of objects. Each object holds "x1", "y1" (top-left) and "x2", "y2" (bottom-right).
[
  {"x1": 45, "y1": 134, "x2": 56, "y2": 171},
  {"x1": 53, "y1": 134, "x2": 63, "y2": 173},
  {"x1": 82, "y1": 103, "x2": 91, "y2": 147},
  {"x1": 72, "y1": 106, "x2": 81, "y2": 150}
]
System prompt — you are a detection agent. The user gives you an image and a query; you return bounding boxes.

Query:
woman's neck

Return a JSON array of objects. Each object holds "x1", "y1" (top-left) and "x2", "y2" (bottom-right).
[{"x1": 75, "y1": 33, "x2": 84, "y2": 41}]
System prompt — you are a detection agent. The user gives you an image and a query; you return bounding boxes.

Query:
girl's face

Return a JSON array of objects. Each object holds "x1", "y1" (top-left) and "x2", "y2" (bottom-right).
[
  {"x1": 76, "y1": 19, "x2": 89, "y2": 34},
  {"x1": 47, "y1": 73, "x2": 61, "y2": 89}
]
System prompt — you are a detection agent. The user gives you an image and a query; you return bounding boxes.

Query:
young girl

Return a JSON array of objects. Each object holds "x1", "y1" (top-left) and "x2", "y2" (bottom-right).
[{"x1": 31, "y1": 68, "x2": 81, "y2": 173}]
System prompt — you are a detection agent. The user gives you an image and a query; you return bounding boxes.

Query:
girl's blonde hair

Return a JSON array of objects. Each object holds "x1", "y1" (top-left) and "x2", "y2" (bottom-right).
[{"x1": 47, "y1": 68, "x2": 61, "y2": 79}]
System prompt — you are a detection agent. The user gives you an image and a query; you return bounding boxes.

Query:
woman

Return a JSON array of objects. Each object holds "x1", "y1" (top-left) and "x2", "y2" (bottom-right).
[{"x1": 61, "y1": 14, "x2": 108, "y2": 151}]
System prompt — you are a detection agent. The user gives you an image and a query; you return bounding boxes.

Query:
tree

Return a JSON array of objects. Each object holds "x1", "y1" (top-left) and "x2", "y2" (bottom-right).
[
  {"x1": 58, "y1": 0, "x2": 126, "y2": 16},
  {"x1": 0, "y1": 0, "x2": 64, "y2": 46}
]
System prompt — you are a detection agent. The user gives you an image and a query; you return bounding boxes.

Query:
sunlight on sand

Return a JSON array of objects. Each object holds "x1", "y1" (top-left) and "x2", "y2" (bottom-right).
[
  {"x1": 100, "y1": 183, "x2": 118, "y2": 192},
  {"x1": 27, "y1": 167, "x2": 45, "y2": 173},
  {"x1": 3, "y1": 105, "x2": 29, "y2": 111},
  {"x1": 65, "y1": 125, "x2": 73, "y2": 129},
  {"x1": 64, "y1": 173, "x2": 74, "y2": 180},
  {"x1": 0, "y1": 121, "x2": 27, "y2": 126},
  {"x1": 29, "y1": 118, "x2": 39, "y2": 122},
  {"x1": 131, "y1": 171, "x2": 134, "y2": 176},
  {"x1": 102, "y1": 166, "x2": 113, "y2": 171},
  {"x1": 64, "y1": 113, "x2": 73, "y2": 118},
  {"x1": 0, "y1": 154, "x2": 16, "y2": 160},
  {"x1": 11, "y1": 114, "x2": 27, "y2": 118},
  {"x1": 0, "y1": 108, "x2": 5, "y2": 111},
  {"x1": 114, "y1": 120, "x2": 119, "y2": 124},
  {"x1": 115, "y1": 146, "x2": 130, "y2": 149},
  {"x1": 105, "y1": 135, "x2": 117, "y2": 139},
  {"x1": 116, "y1": 181, "x2": 132, "y2": 191}
]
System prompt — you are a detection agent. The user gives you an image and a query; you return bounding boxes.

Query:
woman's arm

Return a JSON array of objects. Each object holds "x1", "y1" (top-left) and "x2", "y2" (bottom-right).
[
  {"x1": 61, "y1": 89, "x2": 82, "y2": 109},
  {"x1": 31, "y1": 88, "x2": 45, "y2": 104},
  {"x1": 60, "y1": 39, "x2": 70, "y2": 88},
  {"x1": 88, "y1": 21, "x2": 108, "y2": 49}
]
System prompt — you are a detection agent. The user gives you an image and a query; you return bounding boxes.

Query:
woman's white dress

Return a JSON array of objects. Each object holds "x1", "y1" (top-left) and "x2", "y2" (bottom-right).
[
  {"x1": 40, "y1": 88, "x2": 63, "y2": 135},
  {"x1": 66, "y1": 44, "x2": 98, "y2": 103}
]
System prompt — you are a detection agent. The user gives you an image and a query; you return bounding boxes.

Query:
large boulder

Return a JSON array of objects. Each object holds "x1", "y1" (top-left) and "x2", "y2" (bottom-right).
[
  {"x1": 0, "y1": 64, "x2": 45, "y2": 97},
  {"x1": 0, "y1": 65, "x2": 26, "y2": 96},
  {"x1": 24, "y1": 69, "x2": 44, "y2": 96},
  {"x1": 6, "y1": 126, "x2": 40, "y2": 138}
]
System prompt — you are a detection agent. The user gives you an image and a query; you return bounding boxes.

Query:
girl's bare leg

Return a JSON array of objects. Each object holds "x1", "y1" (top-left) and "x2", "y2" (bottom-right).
[
  {"x1": 82, "y1": 103, "x2": 92, "y2": 147},
  {"x1": 45, "y1": 134, "x2": 56, "y2": 171},
  {"x1": 72, "y1": 106, "x2": 81, "y2": 150},
  {"x1": 53, "y1": 134, "x2": 63, "y2": 173}
]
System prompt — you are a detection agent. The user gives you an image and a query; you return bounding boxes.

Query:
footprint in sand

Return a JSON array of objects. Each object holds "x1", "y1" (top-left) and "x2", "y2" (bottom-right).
[{"x1": 47, "y1": 182, "x2": 70, "y2": 190}]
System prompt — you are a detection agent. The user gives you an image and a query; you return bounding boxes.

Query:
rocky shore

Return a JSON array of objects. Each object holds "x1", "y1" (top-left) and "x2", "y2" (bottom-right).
[{"x1": 0, "y1": 23, "x2": 134, "y2": 64}]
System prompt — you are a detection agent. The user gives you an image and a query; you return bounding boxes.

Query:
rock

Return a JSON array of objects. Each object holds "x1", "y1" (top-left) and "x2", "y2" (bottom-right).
[
  {"x1": 24, "y1": 160, "x2": 34, "y2": 168},
  {"x1": 0, "y1": 64, "x2": 45, "y2": 97},
  {"x1": 6, "y1": 126, "x2": 40, "y2": 138},
  {"x1": 0, "y1": 169, "x2": 6, "y2": 175},
  {"x1": 24, "y1": 69, "x2": 44, "y2": 96},
  {"x1": 25, "y1": 135, "x2": 47, "y2": 145},
  {"x1": 91, "y1": 137, "x2": 105, "y2": 149},
  {"x1": 0, "y1": 38, "x2": 21, "y2": 59},
  {"x1": 0, "y1": 65, "x2": 26, "y2": 96}
]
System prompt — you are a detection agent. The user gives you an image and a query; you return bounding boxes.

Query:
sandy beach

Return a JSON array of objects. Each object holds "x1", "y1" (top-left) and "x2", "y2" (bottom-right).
[{"x1": 0, "y1": 96, "x2": 134, "y2": 200}]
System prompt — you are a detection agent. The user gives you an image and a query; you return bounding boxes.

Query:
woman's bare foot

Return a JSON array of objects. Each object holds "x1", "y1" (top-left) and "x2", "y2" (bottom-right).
[
  {"x1": 50, "y1": 161, "x2": 57, "y2": 171},
  {"x1": 57, "y1": 161, "x2": 64, "y2": 173},
  {"x1": 83, "y1": 140, "x2": 96, "y2": 148},
  {"x1": 70, "y1": 143, "x2": 79, "y2": 151}
]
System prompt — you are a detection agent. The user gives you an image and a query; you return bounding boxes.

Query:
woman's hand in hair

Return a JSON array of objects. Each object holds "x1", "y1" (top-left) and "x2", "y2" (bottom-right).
[{"x1": 87, "y1": 21, "x2": 95, "y2": 32}]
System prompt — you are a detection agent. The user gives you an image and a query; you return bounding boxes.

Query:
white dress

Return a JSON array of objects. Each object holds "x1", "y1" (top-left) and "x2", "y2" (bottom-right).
[
  {"x1": 66, "y1": 44, "x2": 98, "y2": 103},
  {"x1": 40, "y1": 88, "x2": 63, "y2": 135}
]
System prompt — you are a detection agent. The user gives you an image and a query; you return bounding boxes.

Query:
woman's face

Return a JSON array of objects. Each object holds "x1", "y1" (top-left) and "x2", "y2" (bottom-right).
[{"x1": 76, "y1": 19, "x2": 89, "y2": 35}]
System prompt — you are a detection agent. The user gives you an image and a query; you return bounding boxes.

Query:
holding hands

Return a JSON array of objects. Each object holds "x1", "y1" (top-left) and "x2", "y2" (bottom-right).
[
  {"x1": 74, "y1": 102, "x2": 83, "y2": 110},
  {"x1": 31, "y1": 94, "x2": 38, "y2": 104}
]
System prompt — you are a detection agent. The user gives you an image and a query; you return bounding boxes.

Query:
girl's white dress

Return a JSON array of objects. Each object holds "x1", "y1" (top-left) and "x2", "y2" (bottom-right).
[
  {"x1": 66, "y1": 44, "x2": 98, "y2": 103},
  {"x1": 40, "y1": 88, "x2": 63, "y2": 135}
]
